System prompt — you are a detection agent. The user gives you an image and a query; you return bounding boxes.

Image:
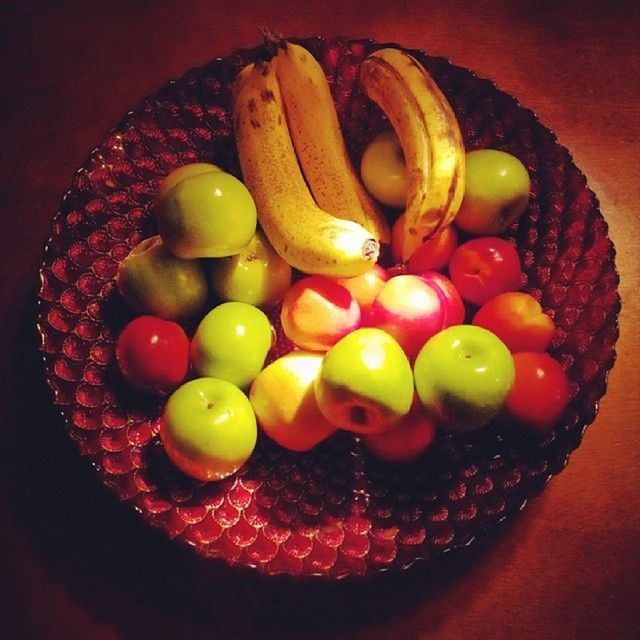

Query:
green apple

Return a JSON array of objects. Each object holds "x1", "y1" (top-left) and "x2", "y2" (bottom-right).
[
  {"x1": 190, "y1": 301, "x2": 273, "y2": 389},
  {"x1": 360, "y1": 129, "x2": 408, "y2": 208},
  {"x1": 413, "y1": 324, "x2": 515, "y2": 432},
  {"x1": 454, "y1": 149, "x2": 531, "y2": 235},
  {"x1": 208, "y1": 228, "x2": 292, "y2": 307},
  {"x1": 115, "y1": 235, "x2": 208, "y2": 323},
  {"x1": 160, "y1": 377, "x2": 257, "y2": 481},
  {"x1": 314, "y1": 327, "x2": 414, "y2": 434},
  {"x1": 158, "y1": 162, "x2": 221, "y2": 200},
  {"x1": 249, "y1": 351, "x2": 337, "y2": 451},
  {"x1": 157, "y1": 170, "x2": 257, "y2": 259}
]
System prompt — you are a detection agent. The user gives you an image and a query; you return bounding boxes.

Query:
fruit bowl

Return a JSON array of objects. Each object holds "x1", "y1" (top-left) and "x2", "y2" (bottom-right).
[{"x1": 37, "y1": 36, "x2": 620, "y2": 579}]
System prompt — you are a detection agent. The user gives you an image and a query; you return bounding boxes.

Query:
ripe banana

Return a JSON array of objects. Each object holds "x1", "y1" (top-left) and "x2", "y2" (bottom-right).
[
  {"x1": 232, "y1": 60, "x2": 380, "y2": 278},
  {"x1": 359, "y1": 47, "x2": 465, "y2": 262},
  {"x1": 274, "y1": 41, "x2": 391, "y2": 245}
]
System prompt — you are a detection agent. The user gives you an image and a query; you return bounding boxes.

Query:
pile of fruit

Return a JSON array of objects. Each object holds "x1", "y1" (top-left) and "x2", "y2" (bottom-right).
[{"x1": 113, "y1": 40, "x2": 571, "y2": 483}]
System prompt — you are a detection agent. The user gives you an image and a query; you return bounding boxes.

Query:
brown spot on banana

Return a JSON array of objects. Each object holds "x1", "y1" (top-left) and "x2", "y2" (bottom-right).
[
  {"x1": 360, "y1": 48, "x2": 465, "y2": 260},
  {"x1": 260, "y1": 89, "x2": 275, "y2": 103}
]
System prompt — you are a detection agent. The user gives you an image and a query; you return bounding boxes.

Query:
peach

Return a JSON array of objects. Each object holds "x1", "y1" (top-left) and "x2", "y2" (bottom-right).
[
  {"x1": 503, "y1": 352, "x2": 571, "y2": 434},
  {"x1": 367, "y1": 274, "x2": 446, "y2": 359},
  {"x1": 472, "y1": 291, "x2": 554, "y2": 353},
  {"x1": 419, "y1": 270, "x2": 466, "y2": 327},
  {"x1": 405, "y1": 224, "x2": 458, "y2": 273},
  {"x1": 448, "y1": 236, "x2": 522, "y2": 306},
  {"x1": 363, "y1": 395, "x2": 437, "y2": 463},
  {"x1": 280, "y1": 275, "x2": 361, "y2": 351},
  {"x1": 336, "y1": 264, "x2": 388, "y2": 315}
]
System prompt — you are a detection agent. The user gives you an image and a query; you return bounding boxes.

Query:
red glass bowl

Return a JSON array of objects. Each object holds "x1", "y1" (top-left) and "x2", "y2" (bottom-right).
[{"x1": 36, "y1": 37, "x2": 620, "y2": 579}]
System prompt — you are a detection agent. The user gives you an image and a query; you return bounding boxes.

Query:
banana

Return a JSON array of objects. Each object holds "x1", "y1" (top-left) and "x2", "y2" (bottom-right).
[
  {"x1": 274, "y1": 41, "x2": 391, "y2": 245},
  {"x1": 359, "y1": 47, "x2": 465, "y2": 262},
  {"x1": 231, "y1": 60, "x2": 379, "y2": 278}
]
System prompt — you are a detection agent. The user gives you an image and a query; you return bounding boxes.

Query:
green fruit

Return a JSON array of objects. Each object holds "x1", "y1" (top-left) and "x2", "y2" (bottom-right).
[
  {"x1": 413, "y1": 324, "x2": 515, "y2": 432},
  {"x1": 115, "y1": 235, "x2": 208, "y2": 323},
  {"x1": 360, "y1": 129, "x2": 408, "y2": 208},
  {"x1": 161, "y1": 377, "x2": 257, "y2": 481},
  {"x1": 315, "y1": 327, "x2": 414, "y2": 434},
  {"x1": 208, "y1": 228, "x2": 292, "y2": 307},
  {"x1": 190, "y1": 301, "x2": 273, "y2": 388},
  {"x1": 454, "y1": 149, "x2": 531, "y2": 235},
  {"x1": 157, "y1": 170, "x2": 257, "y2": 259},
  {"x1": 158, "y1": 162, "x2": 221, "y2": 200}
]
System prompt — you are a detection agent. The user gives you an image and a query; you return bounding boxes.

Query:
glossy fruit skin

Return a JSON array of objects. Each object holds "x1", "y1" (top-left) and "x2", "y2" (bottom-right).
[
  {"x1": 360, "y1": 129, "x2": 408, "y2": 208},
  {"x1": 414, "y1": 324, "x2": 515, "y2": 432},
  {"x1": 249, "y1": 352, "x2": 337, "y2": 451},
  {"x1": 418, "y1": 271, "x2": 466, "y2": 328},
  {"x1": 448, "y1": 236, "x2": 522, "y2": 306},
  {"x1": 115, "y1": 235, "x2": 209, "y2": 323},
  {"x1": 208, "y1": 228, "x2": 292, "y2": 307},
  {"x1": 455, "y1": 149, "x2": 531, "y2": 236},
  {"x1": 115, "y1": 315, "x2": 190, "y2": 395},
  {"x1": 335, "y1": 264, "x2": 388, "y2": 316},
  {"x1": 232, "y1": 59, "x2": 380, "y2": 278},
  {"x1": 403, "y1": 224, "x2": 458, "y2": 273},
  {"x1": 473, "y1": 291, "x2": 555, "y2": 353},
  {"x1": 160, "y1": 377, "x2": 257, "y2": 481},
  {"x1": 280, "y1": 275, "x2": 361, "y2": 351},
  {"x1": 158, "y1": 162, "x2": 221, "y2": 200},
  {"x1": 157, "y1": 170, "x2": 257, "y2": 259},
  {"x1": 315, "y1": 327, "x2": 414, "y2": 435},
  {"x1": 504, "y1": 352, "x2": 571, "y2": 434},
  {"x1": 190, "y1": 302, "x2": 273, "y2": 389},
  {"x1": 363, "y1": 395, "x2": 437, "y2": 463},
  {"x1": 367, "y1": 274, "x2": 447, "y2": 359}
]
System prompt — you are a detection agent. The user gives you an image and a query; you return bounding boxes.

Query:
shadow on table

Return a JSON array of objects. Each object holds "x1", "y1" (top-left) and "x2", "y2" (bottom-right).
[{"x1": 2, "y1": 288, "x2": 523, "y2": 640}]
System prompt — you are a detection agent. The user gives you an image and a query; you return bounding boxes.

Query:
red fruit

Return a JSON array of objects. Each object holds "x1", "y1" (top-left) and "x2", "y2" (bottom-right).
[
  {"x1": 448, "y1": 236, "x2": 522, "y2": 306},
  {"x1": 418, "y1": 271, "x2": 466, "y2": 327},
  {"x1": 406, "y1": 225, "x2": 458, "y2": 274},
  {"x1": 363, "y1": 396, "x2": 437, "y2": 463},
  {"x1": 336, "y1": 264, "x2": 388, "y2": 315},
  {"x1": 504, "y1": 352, "x2": 571, "y2": 434},
  {"x1": 115, "y1": 315, "x2": 190, "y2": 394},
  {"x1": 473, "y1": 291, "x2": 554, "y2": 353},
  {"x1": 280, "y1": 275, "x2": 361, "y2": 351},
  {"x1": 367, "y1": 274, "x2": 445, "y2": 358}
]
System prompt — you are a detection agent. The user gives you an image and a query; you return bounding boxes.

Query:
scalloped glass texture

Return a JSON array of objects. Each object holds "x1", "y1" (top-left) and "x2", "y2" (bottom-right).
[{"x1": 37, "y1": 37, "x2": 620, "y2": 579}]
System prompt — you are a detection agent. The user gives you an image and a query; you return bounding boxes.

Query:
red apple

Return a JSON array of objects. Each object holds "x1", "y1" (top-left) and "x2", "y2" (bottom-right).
[
  {"x1": 115, "y1": 315, "x2": 190, "y2": 395},
  {"x1": 367, "y1": 274, "x2": 445, "y2": 359},
  {"x1": 336, "y1": 264, "x2": 388, "y2": 316},
  {"x1": 503, "y1": 352, "x2": 571, "y2": 434},
  {"x1": 448, "y1": 236, "x2": 522, "y2": 306},
  {"x1": 363, "y1": 395, "x2": 437, "y2": 463},
  {"x1": 280, "y1": 275, "x2": 361, "y2": 351},
  {"x1": 405, "y1": 224, "x2": 458, "y2": 273},
  {"x1": 473, "y1": 291, "x2": 554, "y2": 353}
]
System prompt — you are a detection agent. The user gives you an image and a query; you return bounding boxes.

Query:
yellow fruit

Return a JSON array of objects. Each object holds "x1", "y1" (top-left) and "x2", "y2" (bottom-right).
[
  {"x1": 232, "y1": 60, "x2": 379, "y2": 277},
  {"x1": 359, "y1": 47, "x2": 465, "y2": 262},
  {"x1": 275, "y1": 41, "x2": 390, "y2": 244}
]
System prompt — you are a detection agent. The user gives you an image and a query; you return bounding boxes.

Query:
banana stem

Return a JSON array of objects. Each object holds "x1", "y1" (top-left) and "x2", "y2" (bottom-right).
[
  {"x1": 362, "y1": 238, "x2": 380, "y2": 261},
  {"x1": 257, "y1": 26, "x2": 286, "y2": 60}
]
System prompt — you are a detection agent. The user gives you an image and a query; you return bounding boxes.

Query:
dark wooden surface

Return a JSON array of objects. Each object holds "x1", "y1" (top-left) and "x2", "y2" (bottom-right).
[{"x1": 1, "y1": 2, "x2": 639, "y2": 638}]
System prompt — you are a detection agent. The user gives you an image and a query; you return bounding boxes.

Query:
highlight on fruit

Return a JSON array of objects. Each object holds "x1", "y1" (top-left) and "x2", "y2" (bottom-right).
[{"x1": 110, "y1": 38, "x2": 562, "y2": 483}]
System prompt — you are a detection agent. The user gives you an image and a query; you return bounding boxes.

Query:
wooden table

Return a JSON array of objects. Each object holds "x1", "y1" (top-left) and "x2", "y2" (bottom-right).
[{"x1": 1, "y1": 2, "x2": 638, "y2": 638}]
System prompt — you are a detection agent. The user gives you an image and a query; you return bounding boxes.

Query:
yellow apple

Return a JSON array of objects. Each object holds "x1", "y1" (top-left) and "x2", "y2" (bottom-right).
[{"x1": 249, "y1": 352, "x2": 337, "y2": 451}]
